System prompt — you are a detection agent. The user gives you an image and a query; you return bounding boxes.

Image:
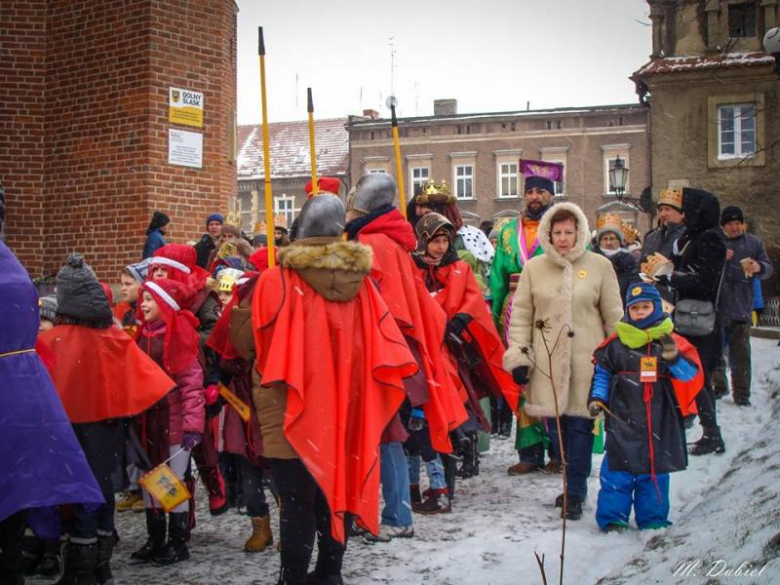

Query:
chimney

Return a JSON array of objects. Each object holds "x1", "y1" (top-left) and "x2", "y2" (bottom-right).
[
  {"x1": 433, "y1": 99, "x2": 457, "y2": 116},
  {"x1": 362, "y1": 109, "x2": 380, "y2": 120}
]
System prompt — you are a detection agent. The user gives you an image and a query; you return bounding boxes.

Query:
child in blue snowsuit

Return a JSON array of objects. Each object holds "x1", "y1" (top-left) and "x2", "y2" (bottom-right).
[{"x1": 588, "y1": 283, "x2": 700, "y2": 532}]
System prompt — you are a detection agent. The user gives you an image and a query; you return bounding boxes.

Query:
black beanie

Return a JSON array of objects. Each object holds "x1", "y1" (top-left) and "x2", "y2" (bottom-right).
[
  {"x1": 56, "y1": 253, "x2": 113, "y2": 326},
  {"x1": 720, "y1": 205, "x2": 744, "y2": 226}
]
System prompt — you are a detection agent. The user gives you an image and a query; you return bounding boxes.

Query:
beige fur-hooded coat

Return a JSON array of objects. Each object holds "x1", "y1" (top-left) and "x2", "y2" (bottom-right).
[{"x1": 503, "y1": 202, "x2": 624, "y2": 419}]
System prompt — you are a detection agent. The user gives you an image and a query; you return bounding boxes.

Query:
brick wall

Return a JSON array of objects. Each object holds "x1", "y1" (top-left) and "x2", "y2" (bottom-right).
[
  {"x1": 0, "y1": 0, "x2": 237, "y2": 279},
  {"x1": 0, "y1": 0, "x2": 47, "y2": 273}
]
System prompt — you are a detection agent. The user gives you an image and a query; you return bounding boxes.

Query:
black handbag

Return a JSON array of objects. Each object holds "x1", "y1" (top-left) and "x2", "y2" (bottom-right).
[{"x1": 673, "y1": 263, "x2": 725, "y2": 337}]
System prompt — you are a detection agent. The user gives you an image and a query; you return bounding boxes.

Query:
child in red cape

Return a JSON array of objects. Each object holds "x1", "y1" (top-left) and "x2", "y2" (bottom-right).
[
  {"x1": 132, "y1": 278, "x2": 205, "y2": 566},
  {"x1": 40, "y1": 254, "x2": 174, "y2": 584},
  {"x1": 250, "y1": 196, "x2": 417, "y2": 585},
  {"x1": 412, "y1": 213, "x2": 520, "y2": 480}
]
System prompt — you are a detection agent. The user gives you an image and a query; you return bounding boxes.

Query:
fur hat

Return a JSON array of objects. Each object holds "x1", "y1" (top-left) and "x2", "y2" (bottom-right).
[{"x1": 56, "y1": 253, "x2": 113, "y2": 326}]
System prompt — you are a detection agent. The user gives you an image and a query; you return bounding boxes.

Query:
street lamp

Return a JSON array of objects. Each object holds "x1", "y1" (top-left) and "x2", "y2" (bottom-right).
[
  {"x1": 609, "y1": 155, "x2": 629, "y2": 203},
  {"x1": 764, "y1": 27, "x2": 780, "y2": 77}
]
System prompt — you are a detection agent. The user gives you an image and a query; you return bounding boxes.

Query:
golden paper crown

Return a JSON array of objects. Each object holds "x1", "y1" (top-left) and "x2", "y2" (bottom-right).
[
  {"x1": 658, "y1": 188, "x2": 683, "y2": 210},
  {"x1": 223, "y1": 212, "x2": 243, "y2": 232},
  {"x1": 273, "y1": 214, "x2": 287, "y2": 229},
  {"x1": 417, "y1": 180, "x2": 457, "y2": 205},
  {"x1": 595, "y1": 213, "x2": 623, "y2": 232},
  {"x1": 254, "y1": 221, "x2": 266, "y2": 233},
  {"x1": 620, "y1": 220, "x2": 641, "y2": 244}
]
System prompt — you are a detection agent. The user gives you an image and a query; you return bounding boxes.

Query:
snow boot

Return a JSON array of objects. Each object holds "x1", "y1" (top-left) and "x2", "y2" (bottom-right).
[
  {"x1": 457, "y1": 434, "x2": 479, "y2": 479},
  {"x1": 201, "y1": 466, "x2": 229, "y2": 516},
  {"x1": 507, "y1": 461, "x2": 542, "y2": 475},
  {"x1": 244, "y1": 515, "x2": 273, "y2": 553},
  {"x1": 130, "y1": 509, "x2": 166, "y2": 562},
  {"x1": 55, "y1": 543, "x2": 98, "y2": 585},
  {"x1": 115, "y1": 491, "x2": 142, "y2": 513},
  {"x1": 409, "y1": 483, "x2": 422, "y2": 504},
  {"x1": 413, "y1": 489, "x2": 451, "y2": 515},
  {"x1": 562, "y1": 497, "x2": 583, "y2": 521},
  {"x1": 603, "y1": 522, "x2": 629, "y2": 533},
  {"x1": 689, "y1": 427, "x2": 725, "y2": 456},
  {"x1": 152, "y1": 513, "x2": 189, "y2": 566},
  {"x1": 94, "y1": 534, "x2": 114, "y2": 585}
]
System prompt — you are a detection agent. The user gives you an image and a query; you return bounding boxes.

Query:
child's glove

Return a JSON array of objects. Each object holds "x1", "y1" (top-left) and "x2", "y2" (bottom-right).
[
  {"x1": 181, "y1": 432, "x2": 202, "y2": 451},
  {"x1": 512, "y1": 366, "x2": 530, "y2": 385},
  {"x1": 659, "y1": 333, "x2": 679, "y2": 362},
  {"x1": 204, "y1": 384, "x2": 220, "y2": 406},
  {"x1": 588, "y1": 401, "x2": 605, "y2": 417}
]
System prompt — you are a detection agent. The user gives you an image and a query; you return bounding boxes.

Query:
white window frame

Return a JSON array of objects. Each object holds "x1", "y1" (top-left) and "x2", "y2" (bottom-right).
[
  {"x1": 717, "y1": 103, "x2": 756, "y2": 159},
  {"x1": 453, "y1": 164, "x2": 474, "y2": 200},
  {"x1": 547, "y1": 160, "x2": 566, "y2": 197},
  {"x1": 497, "y1": 161, "x2": 518, "y2": 198},
  {"x1": 605, "y1": 155, "x2": 630, "y2": 195},
  {"x1": 410, "y1": 166, "x2": 430, "y2": 196},
  {"x1": 274, "y1": 194, "x2": 298, "y2": 227}
]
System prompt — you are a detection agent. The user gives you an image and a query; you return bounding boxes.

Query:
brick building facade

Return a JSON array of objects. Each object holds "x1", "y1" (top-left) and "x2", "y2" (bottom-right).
[
  {"x1": 0, "y1": 0, "x2": 238, "y2": 279},
  {"x1": 631, "y1": 0, "x2": 779, "y2": 293},
  {"x1": 347, "y1": 102, "x2": 652, "y2": 233}
]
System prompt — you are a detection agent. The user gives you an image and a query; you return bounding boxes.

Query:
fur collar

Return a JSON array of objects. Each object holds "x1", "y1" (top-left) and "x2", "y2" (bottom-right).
[
  {"x1": 537, "y1": 202, "x2": 591, "y2": 267},
  {"x1": 279, "y1": 238, "x2": 373, "y2": 274}
]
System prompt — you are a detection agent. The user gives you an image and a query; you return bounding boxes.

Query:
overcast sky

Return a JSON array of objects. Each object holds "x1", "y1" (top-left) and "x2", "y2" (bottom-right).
[{"x1": 235, "y1": 0, "x2": 652, "y2": 124}]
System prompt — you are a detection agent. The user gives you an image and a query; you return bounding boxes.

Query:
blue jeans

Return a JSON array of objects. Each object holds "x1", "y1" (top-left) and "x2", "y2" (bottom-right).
[
  {"x1": 596, "y1": 454, "x2": 670, "y2": 530},
  {"x1": 407, "y1": 454, "x2": 446, "y2": 490},
  {"x1": 548, "y1": 416, "x2": 594, "y2": 501},
  {"x1": 380, "y1": 443, "x2": 413, "y2": 528}
]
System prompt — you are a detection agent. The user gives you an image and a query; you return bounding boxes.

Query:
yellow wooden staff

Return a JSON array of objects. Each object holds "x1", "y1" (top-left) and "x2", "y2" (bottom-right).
[
  {"x1": 258, "y1": 27, "x2": 275, "y2": 267},
  {"x1": 307, "y1": 87, "x2": 319, "y2": 196},
  {"x1": 390, "y1": 104, "x2": 406, "y2": 217}
]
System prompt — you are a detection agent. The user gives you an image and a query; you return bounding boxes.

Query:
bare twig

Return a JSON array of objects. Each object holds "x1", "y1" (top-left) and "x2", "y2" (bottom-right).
[{"x1": 534, "y1": 551, "x2": 549, "y2": 585}]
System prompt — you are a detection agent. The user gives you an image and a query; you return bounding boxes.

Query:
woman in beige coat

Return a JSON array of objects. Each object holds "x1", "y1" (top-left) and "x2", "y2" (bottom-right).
[{"x1": 504, "y1": 202, "x2": 623, "y2": 520}]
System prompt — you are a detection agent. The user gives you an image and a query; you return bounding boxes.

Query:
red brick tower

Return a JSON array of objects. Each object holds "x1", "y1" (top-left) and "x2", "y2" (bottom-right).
[{"x1": 0, "y1": 0, "x2": 238, "y2": 278}]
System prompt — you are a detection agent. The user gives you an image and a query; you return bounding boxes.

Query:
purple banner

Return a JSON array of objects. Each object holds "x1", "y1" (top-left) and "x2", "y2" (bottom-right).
[{"x1": 519, "y1": 159, "x2": 564, "y2": 182}]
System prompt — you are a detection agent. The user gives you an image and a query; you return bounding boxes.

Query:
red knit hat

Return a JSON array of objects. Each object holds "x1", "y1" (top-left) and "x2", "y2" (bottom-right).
[
  {"x1": 150, "y1": 244, "x2": 209, "y2": 291},
  {"x1": 138, "y1": 278, "x2": 200, "y2": 374},
  {"x1": 305, "y1": 177, "x2": 341, "y2": 198}
]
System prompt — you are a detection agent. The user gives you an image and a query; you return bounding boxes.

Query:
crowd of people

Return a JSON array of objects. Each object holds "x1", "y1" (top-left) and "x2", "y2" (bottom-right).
[{"x1": 0, "y1": 170, "x2": 773, "y2": 584}]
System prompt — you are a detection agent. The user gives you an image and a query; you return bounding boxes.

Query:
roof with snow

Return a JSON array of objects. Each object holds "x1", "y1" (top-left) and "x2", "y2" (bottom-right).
[
  {"x1": 633, "y1": 52, "x2": 775, "y2": 77},
  {"x1": 348, "y1": 104, "x2": 645, "y2": 128},
  {"x1": 237, "y1": 118, "x2": 349, "y2": 181}
]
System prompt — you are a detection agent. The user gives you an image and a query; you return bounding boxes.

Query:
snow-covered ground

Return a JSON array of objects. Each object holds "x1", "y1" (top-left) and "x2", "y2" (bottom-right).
[{"x1": 34, "y1": 338, "x2": 780, "y2": 584}]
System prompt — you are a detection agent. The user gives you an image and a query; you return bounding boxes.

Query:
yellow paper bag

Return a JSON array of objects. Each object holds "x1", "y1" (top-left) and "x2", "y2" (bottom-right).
[
  {"x1": 219, "y1": 383, "x2": 251, "y2": 423},
  {"x1": 139, "y1": 463, "x2": 191, "y2": 512}
]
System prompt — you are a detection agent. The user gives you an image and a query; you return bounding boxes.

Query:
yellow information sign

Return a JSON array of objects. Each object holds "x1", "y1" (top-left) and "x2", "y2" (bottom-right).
[
  {"x1": 169, "y1": 87, "x2": 204, "y2": 128},
  {"x1": 139, "y1": 463, "x2": 191, "y2": 512},
  {"x1": 219, "y1": 383, "x2": 252, "y2": 423}
]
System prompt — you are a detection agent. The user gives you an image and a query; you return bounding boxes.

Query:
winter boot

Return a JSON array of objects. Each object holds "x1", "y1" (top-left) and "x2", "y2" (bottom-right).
[
  {"x1": 457, "y1": 435, "x2": 479, "y2": 479},
  {"x1": 37, "y1": 539, "x2": 63, "y2": 579},
  {"x1": 409, "y1": 483, "x2": 422, "y2": 504},
  {"x1": 130, "y1": 509, "x2": 166, "y2": 562},
  {"x1": 412, "y1": 489, "x2": 451, "y2": 515},
  {"x1": 54, "y1": 543, "x2": 98, "y2": 585},
  {"x1": 244, "y1": 515, "x2": 273, "y2": 553},
  {"x1": 94, "y1": 534, "x2": 114, "y2": 585},
  {"x1": 115, "y1": 491, "x2": 142, "y2": 513},
  {"x1": 201, "y1": 466, "x2": 229, "y2": 516},
  {"x1": 689, "y1": 427, "x2": 726, "y2": 456},
  {"x1": 152, "y1": 513, "x2": 190, "y2": 566},
  {"x1": 562, "y1": 497, "x2": 583, "y2": 521},
  {"x1": 22, "y1": 532, "x2": 44, "y2": 576}
]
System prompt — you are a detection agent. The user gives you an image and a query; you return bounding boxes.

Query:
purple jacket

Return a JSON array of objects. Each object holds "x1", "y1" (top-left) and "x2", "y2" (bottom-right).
[
  {"x1": 0, "y1": 242, "x2": 103, "y2": 523},
  {"x1": 137, "y1": 320, "x2": 205, "y2": 445}
]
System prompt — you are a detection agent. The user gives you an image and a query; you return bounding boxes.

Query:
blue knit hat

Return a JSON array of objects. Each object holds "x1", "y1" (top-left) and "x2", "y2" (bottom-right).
[
  {"x1": 524, "y1": 175, "x2": 555, "y2": 195},
  {"x1": 625, "y1": 282, "x2": 665, "y2": 327},
  {"x1": 626, "y1": 282, "x2": 662, "y2": 308},
  {"x1": 206, "y1": 213, "x2": 224, "y2": 226}
]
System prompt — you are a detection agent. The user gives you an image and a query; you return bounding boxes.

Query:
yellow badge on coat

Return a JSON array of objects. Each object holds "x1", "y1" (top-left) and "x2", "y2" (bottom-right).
[{"x1": 577, "y1": 269, "x2": 588, "y2": 279}]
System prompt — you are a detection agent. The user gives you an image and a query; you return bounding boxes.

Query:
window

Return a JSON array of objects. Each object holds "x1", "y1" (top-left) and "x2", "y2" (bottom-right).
[
  {"x1": 546, "y1": 160, "x2": 565, "y2": 196},
  {"x1": 454, "y1": 165, "x2": 474, "y2": 200},
  {"x1": 498, "y1": 162, "x2": 518, "y2": 198},
  {"x1": 718, "y1": 103, "x2": 756, "y2": 158},
  {"x1": 274, "y1": 195, "x2": 298, "y2": 227},
  {"x1": 728, "y1": 3, "x2": 757, "y2": 38},
  {"x1": 540, "y1": 148, "x2": 568, "y2": 198},
  {"x1": 410, "y1": 167, "x2": 430, "y2": 196}
]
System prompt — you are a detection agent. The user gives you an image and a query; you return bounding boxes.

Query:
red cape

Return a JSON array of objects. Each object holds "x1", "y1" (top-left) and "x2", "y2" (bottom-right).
[
  {"x1": 252, "y1": 267, "x2": 416, "y2": 542},
  {"x1": 419, "y1": 260, "x2": 521, "y2": 413},
  {"x1": 359, "y1": 230, "x2": 468, "y2": 453},
  {"x1": 40, "y1": 325, "x2": 175, "y2": 423}
]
